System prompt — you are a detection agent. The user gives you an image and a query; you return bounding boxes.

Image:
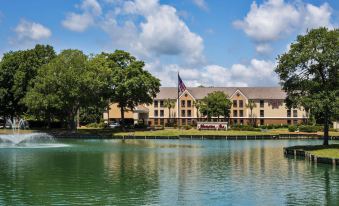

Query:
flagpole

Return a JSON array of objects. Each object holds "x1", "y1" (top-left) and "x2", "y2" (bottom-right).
[{"x1": 177, "y1": 72, "x2": 180, "y2": 130}]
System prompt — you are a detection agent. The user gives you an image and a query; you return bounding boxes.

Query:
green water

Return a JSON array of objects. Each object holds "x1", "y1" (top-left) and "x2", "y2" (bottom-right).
[{"x1": 0, "y1": 139, "x2": 338, "y2": 205}]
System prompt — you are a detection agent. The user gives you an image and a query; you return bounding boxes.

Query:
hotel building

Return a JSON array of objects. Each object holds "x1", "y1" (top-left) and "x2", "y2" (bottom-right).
[{"x1": 104, "y1": 87, "x2": 308, "y2": 126}]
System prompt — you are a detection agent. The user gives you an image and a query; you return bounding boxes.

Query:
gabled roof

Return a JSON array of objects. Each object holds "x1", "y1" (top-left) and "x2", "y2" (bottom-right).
[{"x1": 155, "y1": 87, "x2": 286, "y2": 100}]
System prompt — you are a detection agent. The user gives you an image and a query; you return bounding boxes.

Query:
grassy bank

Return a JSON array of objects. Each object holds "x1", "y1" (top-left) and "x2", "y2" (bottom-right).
[
  {"x1": 114, "y1": 129, "x2": 279, "y2": 136},
  {"x1": 112, "y1": 128, "x2": 326, "y2": 137},
  {"x1": 1, "y1": 128, "x2": 338, "y2": 137},
  {"x1": 309, "y1": 149, "x2": 339, "y2": 159},
  {"x1": 286, "y1": 144, "x2": 339, "y2": 159}
]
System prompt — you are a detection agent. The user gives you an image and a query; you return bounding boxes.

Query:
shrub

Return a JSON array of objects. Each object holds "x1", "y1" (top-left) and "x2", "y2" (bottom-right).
[
  {"x1": 86, "y1": 122, "x2": 105, "y2": 128},
  {"x1": 267, "y1": 125, "x2": 273, "y2": 129},
  {"x1": 231, "y1": 125, "x2": 258, "y2": 131},
  {"x1": 134, "y1": 123, "x2": 147, "y2": 129},
  {"x1": 288, "y1": 125, "x2": 298, "y2": 132},
  {"x1": 185, "y1": 125, "x2": 192, "y2": 130},
  {"x1": 299, "y1": 125, "x2": 319, "y2": 133}
]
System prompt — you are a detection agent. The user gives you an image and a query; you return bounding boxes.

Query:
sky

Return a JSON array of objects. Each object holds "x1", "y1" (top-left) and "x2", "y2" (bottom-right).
[{"x1": 0, "y1": 0, "x2": 338, "y2": 87}]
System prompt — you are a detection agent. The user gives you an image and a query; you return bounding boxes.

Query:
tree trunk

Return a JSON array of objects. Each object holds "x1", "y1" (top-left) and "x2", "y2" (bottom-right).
[
  {"x1": 250, "y1": 109, "x2": 253, "y2": 126},
  {"x1": 168, "y1": 108, "x2": 171, "y2": 125},
  {"x1": 46, "y1": 112, "x2": 51, "y2": 129},
  {"x1": 120, "y1": 107, "x2": 125, "y2": 130},
  {"x1": 323, "y1": 111, "x2": 329, "y2": 145},
  {"x1": 67, "y1": 111, "x2": 76, "y2": 131},
  {"x1": 107, "y1": 103, "x2": 110, "y2": 125},
  {"x1": 76, "y1": 108, "x2": 80, "y2": 129}
]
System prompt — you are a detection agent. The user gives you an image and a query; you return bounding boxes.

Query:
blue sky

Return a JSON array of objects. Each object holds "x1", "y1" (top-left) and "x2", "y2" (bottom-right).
[{"x1": 0, "y1": 0, "x2": 338, "y2": 86}]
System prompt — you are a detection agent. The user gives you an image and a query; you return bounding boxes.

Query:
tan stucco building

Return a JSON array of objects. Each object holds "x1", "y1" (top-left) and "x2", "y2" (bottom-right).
[{"x1": 103, "y1": 87, "x2": 308, "y2": 126}]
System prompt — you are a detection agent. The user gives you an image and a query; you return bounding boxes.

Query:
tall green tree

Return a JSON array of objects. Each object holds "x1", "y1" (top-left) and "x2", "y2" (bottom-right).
[
  {"x1": 246, "y1": 100, "x2": 257, "y2": 126},
  {"x1": 24, "y1": 50, "x2": 112, "y2": 129},
  {"x1": 193, "y1": 100, "x2": 201, "y2": 118},
  {"x1": 163, "y1": 98, "x2": 175, "y2": 118},
  {"x1": 103, "y1": 50, "x2": 161, "y2": 127},
  {"x1": 199, "y1": 91, "x2": 231, "y2": 121},
  {"x1": 0, "y1": 45, "x2": 56, "y2": 118},
  {"x1": 275, "y1": 27, "x2": 339, "y2": 145}
]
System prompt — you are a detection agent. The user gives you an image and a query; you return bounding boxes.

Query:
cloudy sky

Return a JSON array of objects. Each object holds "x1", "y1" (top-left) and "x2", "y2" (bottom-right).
[{"x1": 0, "y1": 0, "x2": 338, "y2": 87}]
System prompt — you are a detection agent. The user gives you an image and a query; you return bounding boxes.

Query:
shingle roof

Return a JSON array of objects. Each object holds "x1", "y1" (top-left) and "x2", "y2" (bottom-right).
[{"x1": 155, "y1": 87, "x2": 286, "y2": 100}]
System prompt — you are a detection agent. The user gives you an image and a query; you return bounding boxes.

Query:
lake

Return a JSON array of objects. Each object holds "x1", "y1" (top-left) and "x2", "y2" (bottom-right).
[{"x1": 0, "y1": 139, "x2": 338, "y2": 205}]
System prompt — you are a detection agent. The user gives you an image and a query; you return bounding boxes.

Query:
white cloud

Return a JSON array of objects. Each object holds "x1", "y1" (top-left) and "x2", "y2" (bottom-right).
[
  {"x1": 62, "y1": 0, "x2": 102, "y2": 32},
  {"x1": 192, "y1": 0, "x2": 208, "y2": 11},
  {"x1": 15, "y1": 19, "x2": 51, "y2": 40},
  {"x1": 255, "y1": 43, "x2": 272, "y2": 54},
  {"x1": 62, "y1": 0, "x2": 205, "y2": 64},
  {"x1": 101, "y1": 0, "x2": 205, "y2": 65},
  {"x1": 146, "y1": 59, "x2": 278, "y2": 87},
  {"x1": 303, "y1": 3, "x2": 332, "y2": 30},
  {"x1": 234, "y1": 0, "x2": 300, "y2": 42},
  {"x1": 62, "y1": 13, "x2": 94, "y2": 32},
  {"x1": 234, "y1": 0, "x2": 333, "y2": 54}
]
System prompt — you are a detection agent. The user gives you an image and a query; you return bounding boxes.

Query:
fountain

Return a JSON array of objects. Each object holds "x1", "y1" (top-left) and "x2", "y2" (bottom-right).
[{"x1": 0, "y1": 118, "x2": 68, "y2": 148}]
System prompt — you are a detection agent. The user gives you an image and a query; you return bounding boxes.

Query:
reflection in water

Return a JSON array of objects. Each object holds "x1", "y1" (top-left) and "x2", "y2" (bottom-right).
[{"x1": 0, "y1": 140, "x2": 338, "y2": 205}]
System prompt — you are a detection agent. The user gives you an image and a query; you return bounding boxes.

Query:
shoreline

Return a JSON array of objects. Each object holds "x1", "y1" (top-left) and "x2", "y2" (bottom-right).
[
  {"x1": 284, "y1": 145, "x2": 339, "y2": 166},
  {"x1": 46, "y1": 131, "x2": 339, "y2": 140}
]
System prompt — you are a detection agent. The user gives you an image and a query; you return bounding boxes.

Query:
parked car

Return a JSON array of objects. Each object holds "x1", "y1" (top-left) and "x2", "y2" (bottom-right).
[{"x1": 108, "y1": 122, "x2": 121, "y2": 129}]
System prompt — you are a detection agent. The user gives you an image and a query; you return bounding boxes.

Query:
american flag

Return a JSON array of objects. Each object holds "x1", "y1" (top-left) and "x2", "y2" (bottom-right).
[{"x1": 178, "y1": 74, "x2": 186, "y2": 93}]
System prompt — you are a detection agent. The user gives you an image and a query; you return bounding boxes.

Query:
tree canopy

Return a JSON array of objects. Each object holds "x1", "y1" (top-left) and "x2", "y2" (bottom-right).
[
  {"x1": 275, "y1": 27, "x2": 339, "y2": 145},
  {"x1": 0, "y1": 45, "x2": 56, "y2": 117},
  {"x1": 24, "y1": 49, "x2": 112, "y2": 129},
  {"x1": 103, "y1": 50, "x2": 161, "y2": 126},
  {"x1": 199, "y1": 91, "x2": 231, "y2": 121}
]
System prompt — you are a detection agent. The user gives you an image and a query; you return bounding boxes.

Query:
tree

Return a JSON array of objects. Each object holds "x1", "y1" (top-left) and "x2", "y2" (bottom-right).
[
  {"x1": 275, "y1": 27, "x2": 339, "y2": 145},
  {"x1": 246, "y1": 100, "x2": 257, "y2": 126},
  {"x1": 163, "y1": 98, "x2": 175, "y2": 120},
  {"x1": 24, "y1": 50, "x2": 112, "y2": 130},
  {"x1": 199, "y1": 91, "x2": 231, "y2": 121},
  {"x1": 0, "y1": 45, "x2": 56, "y2": 118},
  {"x1": 104, "y1": 50, "x2": 161, "y2": 128},
  {"x1": 193, "y1": 100, "x2": 201, "y2": 118}
]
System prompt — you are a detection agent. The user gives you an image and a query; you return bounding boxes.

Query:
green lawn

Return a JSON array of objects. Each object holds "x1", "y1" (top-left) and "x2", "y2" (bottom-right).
[
  {"x1": 309, "y1": 149, "x2": 339, "y2": 159},
  {"x1": 114, "y1": 129, "x2": 283, "y2": 136},
  {"x1": 287, "y1": 144, "x2": 339, "y2": 159},
  {"x1": 1, "y1": 127, "x2": 338, "y2": 137}
]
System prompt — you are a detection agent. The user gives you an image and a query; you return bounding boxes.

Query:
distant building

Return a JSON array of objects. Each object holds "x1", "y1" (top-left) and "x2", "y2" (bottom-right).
[{"x1": 103, "y1": 87, "x2": 308, "y2": 126}]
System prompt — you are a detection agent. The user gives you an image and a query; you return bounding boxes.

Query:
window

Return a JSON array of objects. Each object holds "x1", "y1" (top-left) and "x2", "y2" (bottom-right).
[
  {"x1": 260, "y1": 100, "x2": 264, "y2": 108},
  {"x1": 293, "y1": 119, "x2": 298, "y2": 125},
  {"x1": 160, "y1": 119, "x2": 164, "y2": 125},
  {"x1": 154, "y1": 119, "x2": 159, "y2": 125},
  {"x1": 187, "y1": 110, "x2": 192, "y2": 117},
  {"x1": 187, "y1": 100, "x2": 192, "y2": 107},
  {"x1": 260, "y1": 110, "x2": 264, "y2": 117},
  {"x1": 239, "y1": 100, "x2": 243, "y2": 108},
  {"x1": 154, "y1": 100, "x2": 158, "y2": 108},
  {"x1": 160, "y1": 110, "x2": 164, "y2": 117},
  {"x1": 239, "y1": 110, "x2": 243, "y2": 117},
  {"x1": 160, "y1": 100, "x2": 164, "y2": 107},
  {"x1": 233, "y1": 110, "x2": 238, "y2": 117},
  {"x1": 287, "y1": 120, "x2": 291, "y2": 125},
  {"x1": 293, "y1": 110, "x2": 298, "y2": 117},
  {"x1": 181, "y1": 100, "x2": 186, "y2": 107},
  {"x1": 234, "y1": 119, "x2": 238, "y2": 125},
  {"x1": 233, "y1": 100, "x2": 237, "y2": 107},
  {"x1": 260, "y1": 119, "x2": 264, "y2": 125},
  {"x1": 181, "y1": 110, "x2": 186, "y2": 117},
  {"x1": 154, "y1": 110, "x2": 158, "y2": 117},
  {"x1": 287, "y1": 110, "x2": 291, "y2": 117},
  {"x1": 240, "y1": 119, "x2": 244, "y2": 125}
]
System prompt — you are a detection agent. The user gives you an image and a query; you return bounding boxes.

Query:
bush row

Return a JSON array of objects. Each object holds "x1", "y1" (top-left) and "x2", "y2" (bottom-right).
[
  {"x1": 85, "y1": 122, "x2": 106, "y2": 128},
  {"x1": 288, "y1": 125, "x2": 324, "y2": 133}
]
